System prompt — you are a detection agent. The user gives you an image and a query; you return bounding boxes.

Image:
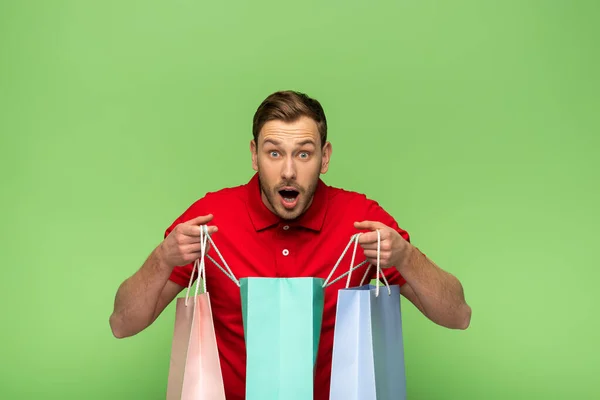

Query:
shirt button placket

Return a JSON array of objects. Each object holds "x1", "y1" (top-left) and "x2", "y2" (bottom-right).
[{"x1": 277, "y1": 224, "x2": 293, "y2": 276}]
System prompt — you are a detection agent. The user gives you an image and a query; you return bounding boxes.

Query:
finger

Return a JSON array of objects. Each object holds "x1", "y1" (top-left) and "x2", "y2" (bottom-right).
[
  {"x1": 206, "y1": 226, "x2": 218, "y2": 235},
  {"x1": 177, "y1": 232, "x2": 201, "y2": 244},
  {"x1": 358, "y1": 232, "x2": 378, "y2": 244},
  {"x1": 364, "y1": 250, "x2": 388, "y2": 259},
  {"x1": 361, "y1": 243, "x2": 388, "y2": 252},
  {"x1": 363, "y1": 250, "x2": 392, "y2": 265},
  {"x1": 186, "y1": 214, "x2": 214, "y2": 226},
  {"x1": 360, "y1": 238, "x2": 392, "y2": 250},
  {"x1": 354, "y1": 220, "x2": 386, "y2": 231},
  {"x1": 179, "y1": 223, "x2": 219, "y2": 237},
  {"x1": 184, "y1": 242, "x2": 213, "y2": 254},
  {"x1": 358, "y1": 230, "x2": 388, "y2": 245},
  {"x1": 183, "y1": 252, "x2": 203, "y2": 264},
  {"x1": 179, "y1": 224, "x2": 202, "y2": 237}
]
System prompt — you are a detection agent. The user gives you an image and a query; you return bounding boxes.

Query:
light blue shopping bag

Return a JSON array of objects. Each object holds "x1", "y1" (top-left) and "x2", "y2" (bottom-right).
[
  {"x1": 326, "y1": 232, "x2": 407, "y2": 400},
  {"x1": 329, "y1": 284, "x2": 406, "y2": 400}
]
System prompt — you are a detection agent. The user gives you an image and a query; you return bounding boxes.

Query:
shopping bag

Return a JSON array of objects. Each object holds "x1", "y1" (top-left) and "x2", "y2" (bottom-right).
[
  {"x1": 325, "y1": 232, "x2": 407, "y2": 400},
  {"x1": 166, "y1": 225, "x2": 236, "y2": 400},
  {"x1": 240, "y1": 277, "x2": 325, "y2": 400}
]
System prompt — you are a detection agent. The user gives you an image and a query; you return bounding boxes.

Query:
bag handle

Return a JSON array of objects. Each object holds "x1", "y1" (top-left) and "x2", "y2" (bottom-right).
[
  {"x1": 371, "y1": 230, "x2": 391, "y2": 297},
  {"x1": 322, "y1": 234, "x2": 366, "y2": 288},
  {"x1": 184, "y1": 224, "x2": 210, "y2": 305},
  {"x1": 323, "y1": 230, "x2": 391, "y2": 296},
  {"x1": 183, "y1": 225, "x2": 240, "y2": 305},
  {"x1": 202, "y1": 225, "x2": 240, "y2": 287}
]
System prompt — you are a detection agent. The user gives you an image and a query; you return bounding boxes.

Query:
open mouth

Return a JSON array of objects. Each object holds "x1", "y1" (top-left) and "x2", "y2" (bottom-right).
[{"x1": 278, "y1": 188, "x2": 300, "y2": 209}]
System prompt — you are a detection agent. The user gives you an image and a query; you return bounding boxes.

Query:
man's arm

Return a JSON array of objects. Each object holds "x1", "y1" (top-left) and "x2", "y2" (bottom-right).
[
  {"x1": 109, "y1": 214, "x2": 216, "y2": 338},
  {"x1": 356, "y1": 220, "x2": 471, "y2": 330},
  {"x1": 109, "y1": 249, "x2": 183, "y2": 338},
  {"x1": 398, "y1": 254, "x2": 471, "y2": 329}
]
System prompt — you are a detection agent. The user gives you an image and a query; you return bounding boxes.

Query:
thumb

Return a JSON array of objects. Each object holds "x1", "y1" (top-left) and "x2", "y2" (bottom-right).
[
  {"x1": 186, "y1": 214, "x2": 214, "y2": 226},
  {"x1": 354, "y1": 220, "x2": 385, "y2": 231}
]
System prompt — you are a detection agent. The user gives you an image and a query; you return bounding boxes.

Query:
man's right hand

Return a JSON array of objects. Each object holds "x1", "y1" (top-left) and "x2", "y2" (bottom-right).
[{"x1": 157, "y1": 214, "x2": 218, "y2": 268}]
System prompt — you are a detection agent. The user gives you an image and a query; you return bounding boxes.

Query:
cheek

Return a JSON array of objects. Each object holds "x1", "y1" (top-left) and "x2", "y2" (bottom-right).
[
  {"x1": 301, "y1": 158, "x2": 322, "y2": 175},
  {"x1": 257, "y1": 159, "x2": 279, "y2": 182},
  {"x1": 298, "y1": 165, "x2": 321, "y2": 195}
]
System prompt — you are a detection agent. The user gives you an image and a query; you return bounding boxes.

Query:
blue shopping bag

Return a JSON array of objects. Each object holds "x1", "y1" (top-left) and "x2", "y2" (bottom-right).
[{"x1": 325, "y1": 232, "x2": 407, "y2": 400}]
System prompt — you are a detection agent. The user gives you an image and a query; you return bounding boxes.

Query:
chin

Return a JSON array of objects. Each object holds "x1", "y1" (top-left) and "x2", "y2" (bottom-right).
[
  {"x1": 276, "y1": 208, "x2": 302, "y2": 221},
  {"x1": 278, "y1": 212, "x2": 299, "y2": 221}
]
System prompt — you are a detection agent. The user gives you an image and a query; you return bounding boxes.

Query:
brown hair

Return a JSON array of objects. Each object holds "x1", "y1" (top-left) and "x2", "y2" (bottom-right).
[{"x1": 252, "y1": 90, "x2": 328, "y2": 147}]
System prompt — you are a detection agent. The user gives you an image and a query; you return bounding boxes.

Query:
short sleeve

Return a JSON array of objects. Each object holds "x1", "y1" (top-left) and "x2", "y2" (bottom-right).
[{"x1": 361, "y1": 198, "x2": 410, "y2": 287}]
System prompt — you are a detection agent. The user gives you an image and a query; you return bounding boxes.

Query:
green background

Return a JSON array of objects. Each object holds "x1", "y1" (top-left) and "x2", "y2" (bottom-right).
[{"x1": 1, "y1": 0, "x2": 598, "y2": 399}]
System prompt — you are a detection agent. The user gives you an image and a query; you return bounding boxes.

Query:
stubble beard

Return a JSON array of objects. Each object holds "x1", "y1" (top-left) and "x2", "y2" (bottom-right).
[{"x1": 257, "y1": 169, "x2": 318, "y2": 221}]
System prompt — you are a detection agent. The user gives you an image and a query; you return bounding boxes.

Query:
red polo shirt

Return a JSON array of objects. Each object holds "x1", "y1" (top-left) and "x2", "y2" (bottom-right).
[{"x1": 165, "y1": 173, "x2": 409, "y2": 400}]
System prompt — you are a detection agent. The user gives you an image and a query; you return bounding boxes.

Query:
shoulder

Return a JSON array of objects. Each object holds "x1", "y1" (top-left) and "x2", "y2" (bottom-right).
[
  {"x1": 164, "y1": 181, "x2": 249, "y2": 236},
  {"x1": 326, "y1": 183, "x2": 384, "y2": 212},
  {"x1": 325, "y1": 182, "x2": 410, "y2": 241},
  {"x1": 183, "y1": 183, "x2": 247, "y2": 217}
]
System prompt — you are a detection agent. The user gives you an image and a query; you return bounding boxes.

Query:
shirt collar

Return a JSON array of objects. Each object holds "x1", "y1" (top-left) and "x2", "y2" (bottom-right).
[{"x1": 246, "y1": 173, "x2": 328, "y2": 232}]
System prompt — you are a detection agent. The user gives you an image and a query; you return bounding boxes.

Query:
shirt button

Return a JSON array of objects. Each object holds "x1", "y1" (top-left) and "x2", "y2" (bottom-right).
[
  {"x1": 282, "y1": 249, "x2": 289, "y2": 256},
  {"x1": 283, "y1": 225, "x2": 290, "y2": 231}
]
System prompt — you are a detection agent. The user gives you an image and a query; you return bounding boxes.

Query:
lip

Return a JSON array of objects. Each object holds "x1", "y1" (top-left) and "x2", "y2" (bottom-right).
[
  {"x1": 279, "y1": 186, "x2": 299, "y2": 192},
  {"x1": 278, "y1": 188, "x2": 300, "y2": 209}
]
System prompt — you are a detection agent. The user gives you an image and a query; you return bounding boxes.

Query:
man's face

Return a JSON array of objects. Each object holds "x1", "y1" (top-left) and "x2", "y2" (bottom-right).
[{"x1": 251, "y1": 116, "x2": 332, "y2": 220}]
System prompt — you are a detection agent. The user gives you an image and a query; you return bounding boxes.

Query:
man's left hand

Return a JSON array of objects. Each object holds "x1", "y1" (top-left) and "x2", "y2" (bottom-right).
[{"x1": 354, "y1": 220, "x2": 411, "y2": 269}]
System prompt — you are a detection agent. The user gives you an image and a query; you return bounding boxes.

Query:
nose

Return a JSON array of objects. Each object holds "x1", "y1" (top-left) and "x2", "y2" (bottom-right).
[{"x1": 281, "y1": 156, "x2": 296, "y2": 181}]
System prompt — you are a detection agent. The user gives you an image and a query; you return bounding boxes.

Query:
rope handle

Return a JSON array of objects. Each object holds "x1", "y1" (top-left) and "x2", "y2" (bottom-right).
[
  {"x1": 203, "y1": 225, "x2": 240, "y2": 287},
  {"x1": 184, "y1": 224, "x2": 209, "y2": 305},
  {"x1": 323, "y1": 233, "x2": 362, "y2": 287},
  {"x1": 183, "y1": 225, "x2": 240, "y2": 306},
  {"x1": 323, "y1": 230, "x2": 391, "y2": 296}
]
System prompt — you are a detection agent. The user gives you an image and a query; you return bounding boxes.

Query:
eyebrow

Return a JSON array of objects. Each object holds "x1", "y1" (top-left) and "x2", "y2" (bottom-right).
[
  {"x1": 262, "y1": 138, "x2": 281, "y2": 146},
  {"x1": 262, "y1": 138, "x2": 316, "y2": 147},
  {"x1": 297, "y1": 139, "x2": 316, "y2": 147}
]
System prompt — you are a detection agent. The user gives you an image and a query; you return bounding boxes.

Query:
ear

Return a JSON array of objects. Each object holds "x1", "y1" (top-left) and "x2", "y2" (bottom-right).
[
  {"x1": 320, "y1": 141, "x2": 332, "y2": 174},
  {"x1": 250, "y1": 140, "x2": 258, "y2": 171}
]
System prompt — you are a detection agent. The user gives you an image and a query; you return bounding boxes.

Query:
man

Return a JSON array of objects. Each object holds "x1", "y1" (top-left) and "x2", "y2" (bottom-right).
[{"x1": 109, "y1": 90, "x2": 471, "y2": 399}]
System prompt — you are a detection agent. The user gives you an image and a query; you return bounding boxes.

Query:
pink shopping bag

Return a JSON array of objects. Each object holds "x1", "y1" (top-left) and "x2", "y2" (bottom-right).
[{"x1": 166, "y1": 225, "x2": 235, "y2": 400}]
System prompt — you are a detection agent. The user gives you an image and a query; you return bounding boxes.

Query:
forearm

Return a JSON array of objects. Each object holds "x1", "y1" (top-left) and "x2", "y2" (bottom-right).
[
  {"x1": 397, "y1": 246, "x2": 471, "y2": 329},
  {"x1": 109, "y1": 245, "x2": 173, "y2": 338}
]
